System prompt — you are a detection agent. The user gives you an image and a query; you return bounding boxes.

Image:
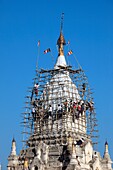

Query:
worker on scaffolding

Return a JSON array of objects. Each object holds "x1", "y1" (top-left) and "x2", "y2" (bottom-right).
[
  {"x1": 81, "y1": 102, "x2": 85, "y2": 114},
  {"x1": 73, "y1": 101, "x2": 77, "y2": 111},
  {"x1": 77, "y1": 101, "x2": 81, "y2": 112},
  {"x1": 88, "y1": 101, "x2": 94, "y2": 112},
  {"x1": 63, "y1": 99, "x2": 68, "y2": 112},
  {"x1": 82, "y1": 83, "x2": 86, "y2": 97},
  {"x1": 57, "y1": 104, "x2": 63, "y2": 119},
  {"x1": 30, "y1": 83, "x2": 39, "y2": 101},
  {"x1": 85, "y1": 100, "x2": 94, "y2": 112},
  {"x1": 23, "y1": 157, "x2": 29, "y2": 170},
  {"x1": 43, "y1": 105, "x2": 52, "y2": 125},
  {"x1": 73, "y1": 101, "x2": 80, "y2": 119},
  {"x1": 68, "y1": 99, "x2": 73, "y2": 112},
  {"x1": 48, "y1": 105, "x2": 52, "y2": 118},
  {"x1": 32, "y1": 107, "x2": 36, "y2": 121},
  {"x1": 34, "y1": 83, "x2": 39, "y2": 95},
  {"x1": 32, "y1": 98, "x2": 38, "y2": 107}
]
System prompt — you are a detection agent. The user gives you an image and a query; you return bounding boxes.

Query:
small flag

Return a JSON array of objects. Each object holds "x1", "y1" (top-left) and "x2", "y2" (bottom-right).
[
  {"x1": 37, "y1": 40, "x2": 40, "y2": 46},
  {"x1": 44, "y1": 48, "x2": 51, "y2": 54},
  {"x1": 68, "y1": 50, "x2": 73, "y2": 55}
]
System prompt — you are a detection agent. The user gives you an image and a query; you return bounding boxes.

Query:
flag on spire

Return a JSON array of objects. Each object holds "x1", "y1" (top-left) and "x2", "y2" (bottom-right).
[
  {"x1": 68, "y1": 50, "x2": 73, "y2": 55},
  {"x1": 44, "y1": 48, "x2": 51, "y2": 54}
]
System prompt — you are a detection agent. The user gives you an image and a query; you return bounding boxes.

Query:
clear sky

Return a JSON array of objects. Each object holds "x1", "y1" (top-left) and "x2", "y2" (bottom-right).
[{"x1": 0, "y1": 0, "x2": 113, "y2": 169}]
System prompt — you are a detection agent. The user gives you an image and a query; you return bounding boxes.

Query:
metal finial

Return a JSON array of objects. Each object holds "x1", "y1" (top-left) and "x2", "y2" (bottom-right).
[
  {"x1": 60, "y1": 13, "x2": 64, "y2": 33},
  {"x1": 57, "y1": 13, "x2": 65, "y2": 56}
]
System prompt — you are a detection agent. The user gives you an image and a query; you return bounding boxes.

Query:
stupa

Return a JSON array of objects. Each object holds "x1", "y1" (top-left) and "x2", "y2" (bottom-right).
[{"x1": 7, "y1": 14, "x2": 112, "y2": 170}]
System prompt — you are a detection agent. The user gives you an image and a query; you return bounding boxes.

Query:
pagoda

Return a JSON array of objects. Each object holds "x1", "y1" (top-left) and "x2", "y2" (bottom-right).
[{"x1": 7, "y1": 15, "x2": 112, "y2": 170}]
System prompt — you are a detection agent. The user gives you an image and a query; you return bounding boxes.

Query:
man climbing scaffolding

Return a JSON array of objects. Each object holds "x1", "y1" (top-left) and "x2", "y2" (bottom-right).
[{"x1": 31, "y1": 83, "x2": 39, "y2": 100}]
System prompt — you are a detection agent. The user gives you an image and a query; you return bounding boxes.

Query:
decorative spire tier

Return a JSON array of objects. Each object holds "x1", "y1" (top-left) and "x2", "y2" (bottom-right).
[{"x1": 57, "y1": 32, "x2": 66, "y2": 56}]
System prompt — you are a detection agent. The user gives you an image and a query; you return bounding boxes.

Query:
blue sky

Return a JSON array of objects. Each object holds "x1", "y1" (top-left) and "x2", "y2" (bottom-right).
[{"x1": 0, "y1": 0, "x2": 113, "y2": 169}]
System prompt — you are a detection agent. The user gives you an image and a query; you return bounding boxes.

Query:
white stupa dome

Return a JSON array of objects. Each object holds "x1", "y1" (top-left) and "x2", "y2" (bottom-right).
[{"x1": 42, "y1": 54, "x2": 80, "y2": 110}]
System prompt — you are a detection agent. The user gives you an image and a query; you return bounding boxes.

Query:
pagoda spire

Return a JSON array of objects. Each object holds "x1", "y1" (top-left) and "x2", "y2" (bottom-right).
[
  {"x1": 57, "y1": 13, "x2": 66, "y2": 56},
  {"x1": 7, "y1": 138, "x2": 19, "y2": 170},
  {"x1": 103, "y1": 141, "x2": 111, "y2": 161},
  {"x1": 11, "y1": 137, "x2": 17, "y2": 156},
  {"x1": 105, "y1": 141, "x2": 109, "y2": 153},
  {"x1": 102, "y1": 141, "x2": 113, "y2": 169}
]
